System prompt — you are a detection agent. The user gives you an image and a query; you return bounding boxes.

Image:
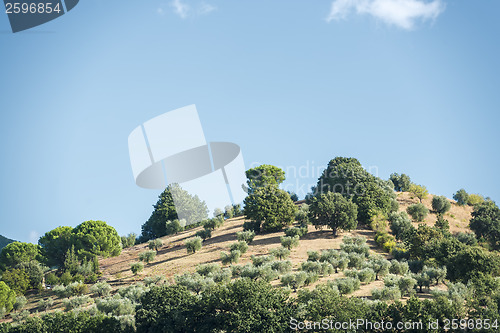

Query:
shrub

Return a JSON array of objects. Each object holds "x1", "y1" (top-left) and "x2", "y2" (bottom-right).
[
  {"x1": 357, "y1": 268, "x2": 376, "y2": 284},
  {"x1": 304, "y1": 273, "x2": 319, "y2": 286},
  {"x1": 371, "y1": 287, "x2": 401, "y2": 301},
  {"x1": 280, "y1": 235, "x2": 299, "y2": 250},
  {"x1": 144, "y1": 276, "x2": 165, "y2": 286},
  {"x1": 468, "y1": 194, "x2": 485, "y2": 206},
  {"x1": 66, "y1": 282, "x2": 88, "y2": 296},
  {"x1": 90, "y1": 282, "x2": 112, "y2": 297},
  {"x1": 300, "y1": 261, "x2": 322, "y2": 274},
  {"x1": 63, "y1": 295, "x2": 92, "y2": 310},
  {"x1": 284, "y1": 226, "x2": 308, "y2": 238},
  {"x1": 389, "y1": 211, "x2": 414, "y2": 241},
  {"x1": 340, "y1": 243, "x2": 370, "y2": 257},
  {"x1": 320, "y1": 262, "x2": 335, "y2": 276},
  {"x1": 389, "y1": 260, "x2": 409, "y2": 275},
  {"x1": 342, "y1": 236, "x2": 366, "y2": 246},
  {"x1": 409, "y1": 184, "x2": 428, "y2": 203},
  {"x1": 347, "y1": 253, "x2": 365, "y2": 269},
  {"x1": 60, "y1": 271, "x2": 73, "y2": 286},
  {"x1": 130, "y1": 262, "x2": 144, "y2": 275},
  {"x1": 229, "y1": 241, "x2": 248, "y2": 254},
  {"x1": 332, "y1": 277, "x2": 360, "y2": 295},
  {"x1": 432, "y1": 196, "x2": 451, "y2": 215},
  {"x1": 391, "y1": 246, "x2": 410, "y2": 261},
  {"x1": 236, "y1": 230, "x2": 255, "y2": 244},
  {"x1": 365, "y1": 256, "x2": 390, "y2": 280},
  {"x1": 251, "y1": 255, "x2": 274, "y2": 267},
  {"x1": 96, "y1": 295, "x2": 135, "y2": 316},
  {"x1": 406, "y1": 204, "x2": 428, "y2": 222},
  {"x1": 413, "y1": 272, "x2": 430, "y2": 292},
  {"x1": 269, "y1": 247, "x2": 290, "y2": 260},
  {"x1": 269, "y1": 260, "x2": 292, "y2": 274},
  {"x1": 139, "y1": 250, "x2": 157, "y2": 264},
  {"x1": 456, "y1": 232, "x2": 478, "y2": 246},
  {"x1": 53, "y1": 284, "x2": 69, "y2": 298},
  {"x1": 195, "y1": 229, "x2": 212, "y2": 240},
  {"x1": 121, "y1": 233, "x2": 137, "y2": 248},
  {"x1": 11, "y1": 309, "x2": 30, "y2": 322},
  {"x1": 280, "y1": 272, "x2": 307, "y2": 291},
  {"x1": 221, "y1": 250, "x2": 241, "y2": 265},
  {"x1": 148, "y1": 239, "x2": 163, "y2": 251},
  {"x1": 397, "y1": 275, "x2": 417, "y2": 296},
  {"x1": 422, "y1": 266, "x2": 447, "y2": 285},
  {"x1": 296, "y1": 204, "x2": 310, "y2": 225},
  {"x1": 45, "y1": 272, "x2": 59, "y2": 286},
  {"x1": 13, "y1": 296, "x2": 27, "y2": 312},
  {"x1": 118, "y1": 283, "x2": 149, "y2": 303},
  {"x1": 185, "y1": 236, "x2": 203, "y2": 254},
  {"x1": 175, "y1": 273, "x2": 216, "y2": 294},
  {"x1": 211, "y1": 269, "x2": 232, "y2": 284},
  {"x1": 224, "y1": 205, "x2": 234, "y2": 219},
  {"x1": 196, "y1": 263, "x2": 221, "y2": 276},
  {"x1": 38, "y1": 297, "x2": 54, "y2": 311},
  {"x1": 307, "y1": 250, "x2": 320, "y2": 262}
]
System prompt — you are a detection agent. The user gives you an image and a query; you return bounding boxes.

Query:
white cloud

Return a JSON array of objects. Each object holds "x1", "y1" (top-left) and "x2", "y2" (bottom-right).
[
  {"x1": 326, "y1": 0, "x2": 446, "y2": 30},
  {"x1": 29, "y1": 230, "x2": 39, "y2": 244},
  {"x1": 198, "y1": 2, "x2": 216, "y2": 16},
  {"x1": 171, "y1": 0, "x2": 190, "y2": 19}
]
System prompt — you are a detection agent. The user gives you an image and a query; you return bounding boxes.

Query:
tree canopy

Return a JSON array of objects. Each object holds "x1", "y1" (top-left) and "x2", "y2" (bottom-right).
[
  {"x1": 72, "y1": 220, "x2": 121, "y2": 258},
  {"x1": 0, "y1": 242, "x2": 40, "y2": 271},
  {"x1": 309, "y1": 192, "x2": 358, "y2": 236},
  {"x1": 245, "y1": 164, "x2": 285, "y2": 193},
  {"x1": 38, "y1": 226, "x2": 73, "y2": 267}
]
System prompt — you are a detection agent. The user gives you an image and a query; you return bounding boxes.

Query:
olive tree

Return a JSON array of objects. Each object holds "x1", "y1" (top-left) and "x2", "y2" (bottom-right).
[{"x1": 308, "y1": 192, "x2": 358, "y2": 237}]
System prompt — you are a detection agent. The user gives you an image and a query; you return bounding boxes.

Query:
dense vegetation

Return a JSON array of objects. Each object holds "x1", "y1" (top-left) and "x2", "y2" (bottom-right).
[{"x1": 1, "y1": 156, "x2": 499, "y2": 333}]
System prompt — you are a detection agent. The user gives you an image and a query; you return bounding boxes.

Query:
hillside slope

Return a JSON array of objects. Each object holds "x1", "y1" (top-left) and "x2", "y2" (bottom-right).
[{"x1": 0, "y1": 234, "x2": 15, "y2": 251}]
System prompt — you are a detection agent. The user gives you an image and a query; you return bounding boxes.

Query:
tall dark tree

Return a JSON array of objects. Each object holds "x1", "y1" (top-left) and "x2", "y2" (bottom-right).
[
  {"x1": 309, "y1": 192, "x2": 358, "y2": 236},
  {"x1": 38, "y1": 226, "x2": 73, "y2": 268},
  {"x1": 453, "y1": 189, "x2": 469, "y2": 206},
  {"x1": 469, "y1": 200, "x2": 500, "y2": 249},
  {"x1": 389, "y1": 173, "x2": 411, "y2": 192}
]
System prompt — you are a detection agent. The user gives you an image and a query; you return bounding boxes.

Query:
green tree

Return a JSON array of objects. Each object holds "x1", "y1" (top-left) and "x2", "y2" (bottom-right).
[
  {"x1": 409, "y1": 224, "x2": 443, "y2": 260},
  {"x1": 135, "y1": 284, "x2": 199, "y2": 333},
  {"x1": 389, "y1": 173, "x2": 411, "y2": 192},
  {"x1": 148, "y1": 239, "x2": 163, "y2": 251},
  {"x1": 469, "y1": 200, "x2": 500, "y2": 249},
  {"x1": 406, "y1": 203, "x2": 428, "y2": 222},
  {"x1": 447, "y1": 247, "x2": 500, "y2": 283},
  {"x1": 1, "y1": 268, "x2": 30, "y2": 295},
  {"x1": 139, "y1": 250, "x2": 157, "y2": 264},
  {"x1": 185, "y1": 237, "x2": 203, "y2": 254},
  {"x1": 409, "y1": 184, "x2": 428, "y2": 203},
  {"x1": 131, "y1": 262, "x2": 144, "y2": 275},
  {"x1": 16, "y1": 260, "x2": 44, "y2": 290},
  {"x1": 121, "y1": 233, "x2": 137, "y2": 248},
  {"x1": 280, "y1": 235, "x2": 300, "y2": 250},
  {"x1": 243, "y1": 185, "x2": 297, "y2": 232},
  {"x1": 389, "y1": 211, "x2": 414, "y2": 241},
  {"x1": 38, "y1": 226, "x2": 73, "y2": 268},
  {"x1": 308, "y1": 192, "x2": 358, "y2": 236},
  {"x1": 202, "y1": 278, "x2": 295, "y2": 332},
  {"x1": 63, "y1": 245, "x2": 79, "y2": 274},
  {"x1": 0, "y1": 282, "x2": 16, "y2": 313},
  {"x1": 245, "y1": 164, "x2": 285, "y2": 193},
  {"x1": 468, "y1": 193, "x2": 485, "y2": 206},
  {"x1": 453, "y1": 189, "x2": 469, "y2": 206},
  {"x1": 72, "y1": 220, "x2": 121, "y2": 258},
  {"x1": 0, "y1": 242, "x2": 40, "y2": 271},
  {"x1": 432, "y1": 195, "x2": 451, "y2": 215},
  {"x1": 140, "y1": 186, "x2": 178, "y2": 241}
]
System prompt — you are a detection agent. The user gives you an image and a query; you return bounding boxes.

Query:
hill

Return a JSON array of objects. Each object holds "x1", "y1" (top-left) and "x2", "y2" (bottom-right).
[{"x1": 0, "y1": 234, "x2": 14, "y2": 251}]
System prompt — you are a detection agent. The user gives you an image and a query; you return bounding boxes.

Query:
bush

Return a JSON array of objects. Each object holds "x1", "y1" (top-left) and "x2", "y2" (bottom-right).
[
  {"x1": 196, "y1": 263, "x2": 221, "y2": 276},
  {"x1": 365, "y1": 256, "x2": 390, "y2": 280},
  {"x1": 148, "y1": 239, "x2": 163, "y2": 251},
  {"x1": 456, "y1": 232, "x2": 478, "y2": 246},
  {"x1": 269, "y1": 260, "x2": 292, "y2": 274},
  {"x1": 144, "y1": 276, "x2": 165, "y2": 286},
  {"x1": 229, "y1": 241, "x2": 248, "y2": 254},
  {"x1": 221, "y1": 251, "x2": 241, "y2": 265},
  {"x1": 121, "y1": 233, "x2": 137, "y2": 248},
  {"x1": 174, "y1": 273, "x2": 215, "y2": 294},
  {"x1": 340, "y1": 243, "x2": 370, "y2": 257},
  {"x1": 38, "y1": 297, "x2": 54, "y2": 311},
  {"x1": 224, "y1": 205, "x2": 234, "y2": 219},
  {"x1": 66, "y1": 282, "x2": 89, "y2": 296},
  {"x1": 332, "y1": 277, "x2": 360, "y2": 295},
  {"x1": 96, "y1": 295, "x2": 135, "y2": 316},
  {"x1": 397, "y1": 275, "x2": 417, "y2": 296},
  {"x1": 296, "y1": 204, "x2": 310, "y2": 225},
  {"x1": 280, "y1": 235, "x2": 299, "y2": 250},
  {"x1": 184, "y1": 236, "x2": 203, "y2": 254},
  {"x1": 432, "y1": 196, "x2": 451, "y2": 215},
  {"x1": 453, "y1": 189, "x2": 469, "y2": 206},
  {"x1": 300, "y1": 261, "x2": 322, "y2": 274},
  {"x1": 307, "y1": 250, "x2": 320, "y2": 261},
  {"x1": 53, "y1": 284, "x2": 69, "y2": 298},
  {"x1": 236, "y1": 230, "x2": 255, "y2": 244},
  {"x1": 118, "y1": 283, "x2": 149, "y2": 303},
  {"x1": 13, "y1": 296, "x2": 27, "y2": 312},
  {"x1": 63, "y1": 295, "x2": 92, "y2": 310},
  {"x1": 195, "y1": 229, "x2": 212, "y2": 240},
  {"x1": 59, "y1": 271, "x2": 73, "y2": 286},
  {"x1": 251, "y1": 255, "x2": 274, "y2": 267},
  {"x1": 406, "y1": 204, "x2": 428, "y2": 222},
  {"x1": 347, "y1": 253, "x2": 365, "y2": 269},
  {"x1": 389, "y1": 211, "x2": 414, "y2": 241},
  {"x1": 130, "y1": 262, "x2": 144, "y2": 275},
  {"x1": 280, "y1": 272, "x2": 307, "y2": 291},
  {"x1": 11, "y1": 309, "x2": 30, "y2": 322},
  {"x1": 284, "y1": 227, "x2": 308, "y2": 238},
  {"x1": 44, "y1": 272, "x2": 59, "y2": 286},
  {"x1": 342, "y1": 236, "x2": 367, "y2": 246},
  {"x1": 389, "y1": 260, "x2": 409, "y2": 275},
  {"x1": 139, "y1": 250, "x2": 157, "y2": 264},
  {"x1": 90, "y1": 282, "x2": 112, "y2": 297},
  {"x1": 269, "y1": 247, "x2": 290, "y2": 260},
  {"x1": 371, "y1": 286, "x2": 401, "y2": 301},
  {"x1": 468, "y1": 194, "x2": 485, "y2": 206},
  {"x1": 357, "y1": 268, "x2": 376, "y2": 284},
  {"x1": 391, "y1": 246, "x2": 410, "y2": 261}
]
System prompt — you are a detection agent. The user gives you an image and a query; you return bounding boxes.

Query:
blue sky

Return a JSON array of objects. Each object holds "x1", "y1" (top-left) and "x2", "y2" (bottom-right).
[{"x1": 0, "y1": 0, "x2": 499, "y2": 243}]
